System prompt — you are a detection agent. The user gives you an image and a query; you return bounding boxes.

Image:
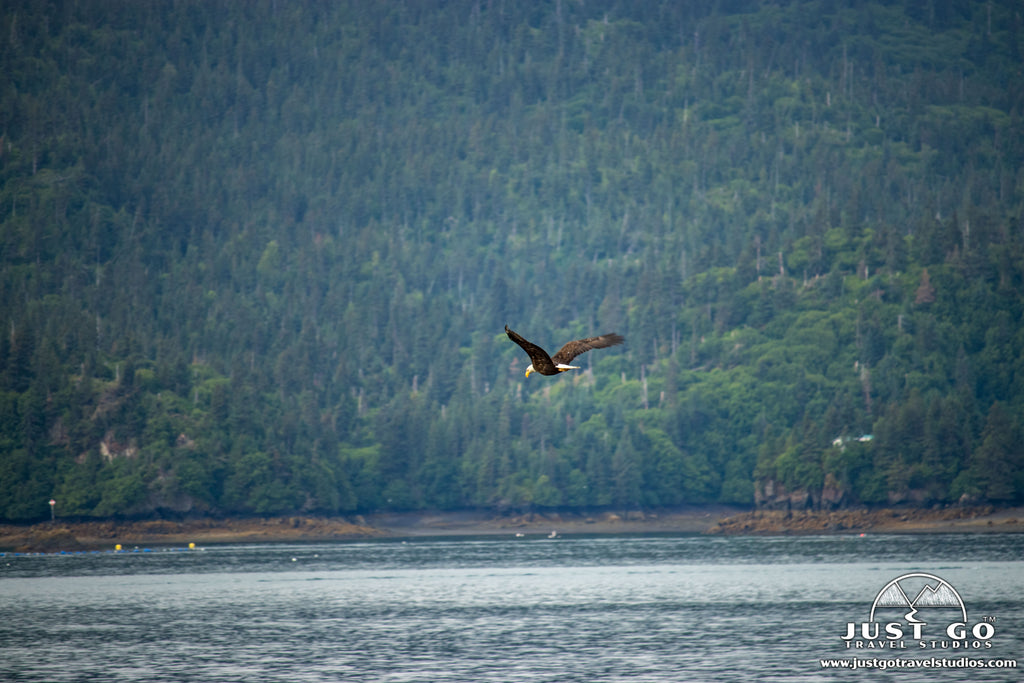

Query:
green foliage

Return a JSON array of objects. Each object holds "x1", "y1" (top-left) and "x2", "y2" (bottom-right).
[{"x1": 1, "y1": 0, "x2": 1024, "y2": 520}]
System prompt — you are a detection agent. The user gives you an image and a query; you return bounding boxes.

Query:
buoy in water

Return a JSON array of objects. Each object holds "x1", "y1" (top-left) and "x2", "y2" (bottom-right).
[
  {"x1": 115, "y1": 544, "x2": 122, "y2": 551},
  {"x1": 189, "y1": 542, "x2": 195, "y2": 549}
]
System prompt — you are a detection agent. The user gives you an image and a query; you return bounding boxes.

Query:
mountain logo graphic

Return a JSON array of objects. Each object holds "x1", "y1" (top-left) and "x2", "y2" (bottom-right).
[
  {"x1": 841, "y1": 571, "x2": 997, "y2": 647},
  {"x1": 869, "y1": 572, "x2": 967, "y2": 623}
]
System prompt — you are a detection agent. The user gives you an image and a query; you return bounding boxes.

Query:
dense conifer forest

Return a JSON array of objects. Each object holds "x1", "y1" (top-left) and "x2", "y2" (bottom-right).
[{"x1": 2, "y1": 0, "x2": 1023, "y2": 521}]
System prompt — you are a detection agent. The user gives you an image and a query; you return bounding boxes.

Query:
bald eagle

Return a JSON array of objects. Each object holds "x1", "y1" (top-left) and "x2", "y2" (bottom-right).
[{"x1": 505, "y1": 325, "x2": 624, "y2": 377}]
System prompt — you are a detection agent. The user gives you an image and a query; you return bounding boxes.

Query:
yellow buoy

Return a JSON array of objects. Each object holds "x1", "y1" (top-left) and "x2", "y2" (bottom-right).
[
  {"x1": 188, "y1": 542, "x2": 195, "y2": 549},
  {"x1": 115, "y1": 544, "x2": 122, "y2": 551}
]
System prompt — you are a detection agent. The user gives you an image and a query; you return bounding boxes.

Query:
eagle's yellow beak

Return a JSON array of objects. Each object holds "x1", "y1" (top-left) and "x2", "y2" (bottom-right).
[{"x1": 525, "y1": 366, "x2": 533, "y2": 378}]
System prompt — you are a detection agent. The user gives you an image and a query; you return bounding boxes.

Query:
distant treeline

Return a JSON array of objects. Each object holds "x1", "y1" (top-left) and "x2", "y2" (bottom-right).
[{"x1": 1, "y1": 0, "x2": 1023, "y2": 521}]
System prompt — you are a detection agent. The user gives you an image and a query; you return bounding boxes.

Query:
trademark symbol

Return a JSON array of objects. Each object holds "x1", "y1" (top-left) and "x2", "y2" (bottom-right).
[{"x1": 981, "y1": 615, "x2": 996, "y2": 623}]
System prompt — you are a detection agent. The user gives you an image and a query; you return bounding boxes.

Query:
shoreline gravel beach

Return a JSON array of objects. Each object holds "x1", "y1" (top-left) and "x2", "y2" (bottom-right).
[{"x1": 2, "y1": 505, "x2": 1021, "y2": 553}]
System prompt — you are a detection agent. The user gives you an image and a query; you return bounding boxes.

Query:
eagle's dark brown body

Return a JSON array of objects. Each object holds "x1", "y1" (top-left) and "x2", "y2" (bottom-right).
[{"x1": 505, "y1": 325, "x2": 624, "y2": 377}]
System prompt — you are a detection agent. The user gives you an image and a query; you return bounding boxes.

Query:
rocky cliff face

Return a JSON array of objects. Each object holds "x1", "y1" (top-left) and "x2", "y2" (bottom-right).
[
  {"x1": 754, "y1": 474, "x2": 941, "y2": 511},
  {"x1": 755, "y1": 477, "x2": 848, "y2": 511}
]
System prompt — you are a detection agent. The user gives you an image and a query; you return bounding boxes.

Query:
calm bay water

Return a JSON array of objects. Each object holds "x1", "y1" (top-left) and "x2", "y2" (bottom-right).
[{"x1": 1, "y1": 533, "x2": 1021, "y2": 681}]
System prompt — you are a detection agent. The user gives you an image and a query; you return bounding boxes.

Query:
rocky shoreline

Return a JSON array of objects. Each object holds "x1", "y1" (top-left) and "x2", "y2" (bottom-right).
[
  {"x1": 2, "y1": 505, "x2": 1022, "y2": 553},
  {"x1": 0, "y1": 516, "x2": 387, "y2": 553},
  {"x1": 708, "y1": 505, "x2": 1024, "y2": 535}
]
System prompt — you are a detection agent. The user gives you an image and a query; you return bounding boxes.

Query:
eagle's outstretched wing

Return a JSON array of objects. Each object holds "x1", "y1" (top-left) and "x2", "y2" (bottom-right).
[
  {"x1": 505, "y1": 325, "x2": 557, "y2": 374},
  {"x1": 551, "y1": 333, "x2": 625, "y2": 365}
]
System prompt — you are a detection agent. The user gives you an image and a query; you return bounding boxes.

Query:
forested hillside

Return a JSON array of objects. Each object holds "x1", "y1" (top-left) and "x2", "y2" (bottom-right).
[{"x1": 2, "y1": 0, "x2": 1023, "y2": 521}]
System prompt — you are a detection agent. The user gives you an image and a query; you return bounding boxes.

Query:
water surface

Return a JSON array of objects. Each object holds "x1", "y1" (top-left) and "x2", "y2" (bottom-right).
[{"x1": 2, "y1": 534, "x2": 1020, "y2": 681}]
